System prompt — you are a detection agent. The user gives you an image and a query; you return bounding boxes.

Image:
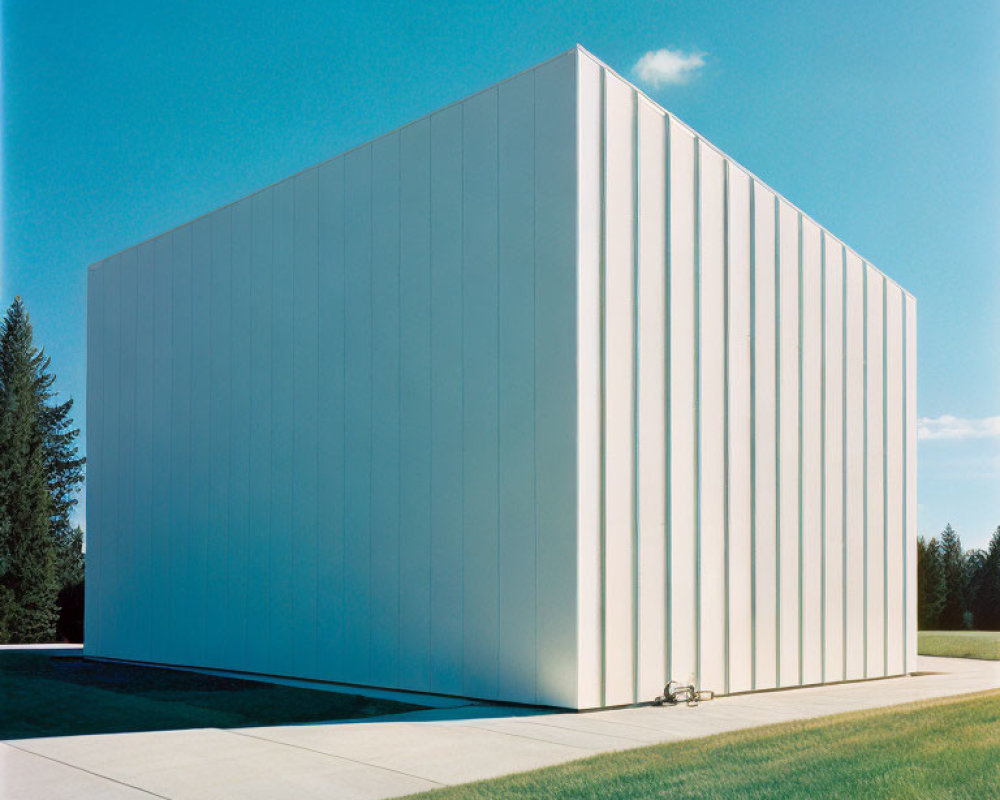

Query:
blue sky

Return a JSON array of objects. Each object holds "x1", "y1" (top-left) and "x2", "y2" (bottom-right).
[{"x1": 3, "y1": 1, "x2": 998, "y2": 547}]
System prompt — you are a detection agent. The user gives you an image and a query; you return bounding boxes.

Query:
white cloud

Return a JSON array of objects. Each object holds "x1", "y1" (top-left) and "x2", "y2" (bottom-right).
[
  {"x1": 633, "y1": 48, "x2": 706, "y2": 88},
  {"x1": 917, "y1": 414, "x2": 1000, "y2": 441}
]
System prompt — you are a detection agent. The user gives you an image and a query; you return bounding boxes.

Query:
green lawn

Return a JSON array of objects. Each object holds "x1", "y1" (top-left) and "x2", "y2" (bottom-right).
[
  {"x1": 0, "y1": 650, "x2": 424, "y2": 740},
  {"x1": 919, "y1": 630, "x2": 1000, "y2": 660},
  {"x1": 407, "y1": 691, "x2": 1000, "y2": 800}
]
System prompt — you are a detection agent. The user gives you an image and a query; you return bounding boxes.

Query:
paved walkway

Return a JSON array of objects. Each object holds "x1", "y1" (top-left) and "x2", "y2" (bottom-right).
[{"x1": 3, "y1": 656, "x2": 999, "y2": 799}]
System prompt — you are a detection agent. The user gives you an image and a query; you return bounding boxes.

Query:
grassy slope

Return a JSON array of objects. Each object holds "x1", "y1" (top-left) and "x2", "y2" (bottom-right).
[
  {"x1": 408, "y1": 690, "x2": 1000, "y2": 800},
  {"x1": 919, "y1": 631, "x2": 1000, "y2": 660},
  {"x1": 0, "y1": 651, "x2": 424, "y2": 739}
]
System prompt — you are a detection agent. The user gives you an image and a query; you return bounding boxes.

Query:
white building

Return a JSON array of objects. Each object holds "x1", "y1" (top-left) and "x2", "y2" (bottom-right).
[{"x1": 86, "y1": 46, "x2": 916, "y2": 709}]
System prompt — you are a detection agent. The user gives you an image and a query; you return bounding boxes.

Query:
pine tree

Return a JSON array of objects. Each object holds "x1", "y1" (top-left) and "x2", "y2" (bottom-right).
[
  {"x1": 938, "y1": 524, "x2": 966, "y2": 630},
  {"x1": 972, "y1": 527, "x2": 1000, "y2": 631},
  {"x1": 917, "y1": 535, "x2": 944, "y2": 630},
  {"x1": 0, "y1": 297, "x2": 71, "y2": 642}
]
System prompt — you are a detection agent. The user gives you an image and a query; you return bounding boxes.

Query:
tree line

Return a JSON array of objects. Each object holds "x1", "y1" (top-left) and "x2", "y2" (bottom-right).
[
  {"x1": 918, "y1": 524, "x2": 1000, "y2": 631},
  {"x1": 0, "y1": 297, "x2": 85, "y2": 643}
]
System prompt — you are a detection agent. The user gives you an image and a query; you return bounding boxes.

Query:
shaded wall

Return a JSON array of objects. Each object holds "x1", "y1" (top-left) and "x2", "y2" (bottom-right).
[{"x1": 86, "y1": 50, "x2": 580, "y2": 707}]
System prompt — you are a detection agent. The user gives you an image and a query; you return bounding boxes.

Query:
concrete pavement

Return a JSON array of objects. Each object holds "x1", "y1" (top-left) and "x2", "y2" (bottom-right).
[{"x1": 3, "y1": 655, "x2": 999, "y2": 799}]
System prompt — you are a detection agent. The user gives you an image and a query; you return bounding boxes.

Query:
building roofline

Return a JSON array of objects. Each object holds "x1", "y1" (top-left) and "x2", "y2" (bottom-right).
[{"x1": 573, "y1": 44, "x2": 914, "y2": 301}]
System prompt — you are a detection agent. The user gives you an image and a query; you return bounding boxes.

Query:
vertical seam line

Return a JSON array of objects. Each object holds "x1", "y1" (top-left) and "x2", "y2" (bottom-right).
[
  {"x1": 693, "y1": 135, "x2": 702, "y2": 688},
  {"x1": 722, "y1": 160, "x2": 731, "y2": 696},
  {"x1": 749, "y1": 179, "x2": 757, "y2": 691}
]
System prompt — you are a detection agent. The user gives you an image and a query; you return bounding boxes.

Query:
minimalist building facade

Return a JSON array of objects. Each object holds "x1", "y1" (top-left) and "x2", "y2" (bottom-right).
[{"x1": 86, "y1": 46, "x2": 917, "y2": 709}]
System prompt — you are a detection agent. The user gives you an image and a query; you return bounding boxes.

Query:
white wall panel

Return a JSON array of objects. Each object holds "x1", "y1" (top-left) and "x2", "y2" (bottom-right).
[
  {"x1": 635, "y1": 98, "x2": 667, "y2": 702},
  {"x1": 602, "y1": 73, "x2": 636, "y2": 706},
  {"x1": 461, "y1": 90, "x2": 500, "y2": 700},
  {"x1": 269, "y1": 183, "x2": 295, "y2": 676},
  {"x1": 344, "y1": 149, "x2": 375, "y2": 685},
  {"x1": 85, "y1": 260, "x2": 103, "y2": 655},
  {"x1": 698, "y1": 143, "x2": 726, "y2": 693},
  {"x1": 227, "y1": 198, "x2": 252, "y2": 669},
  {"x1": 101, "y1": 255, "x2": 121, "y2": 661},
  {"x1": 800, "y1": 219, "x2": 823, "y2": 685},
  {"x1": 885, "y1": 286, "x2": 904, "y2": 675},
  {"x1": 777, "y1": 200, "x2": 800, "y2": 687},
  {"x1": 904, "y1": 297, "x2": 917, "y2": 673},
  {"x1": 865, "y1": 268, "x2": 885, "y2": 677},
  {"x1": 532, "y1": 52, "x2": 579, "y2": 708},
  {"x1": 668, "y1": 120, "x2": 698, "y2": 686},
  {"x1": 575, "y1": 52, "x2": 603, "y2": 709},
  {"x1": 752, "y1": 183, "x2": 778, "y2": 691},
  {"x1": 428, "y1": 110, "x2": 463, "y2": 694},
  {"x1": 207, "y1": 208, "x2": 232, "y2": 670},
  {"x1": 843, "y1": 252, "x2": 865, "y2": 680},
  {"x1": 150, "y1": 236, "x2": 173, "y2": 665},
  {"x1": 498, "y1": 73, "x2": 539, "y2": 704},
  {"x1": 246, "y1": 191, "x2": 273, "y2": 671},
  {"x1": 117, "y1": 249, "x2": 138, "y2": 661},
  {"x1": 291, "y1": 171, "x2": 320, "y2": 678},
  {"x1": 371, "y1": 136, "x2": 402, "y2": 690},
  {"x1": 168, "y1": 228, "x2": 191, "y2": 664},
  {"x1": 397, "y1": 124, "x2": 432, "y2": 691},
  {"x1": 188, "y1": 220, "x2": 211, "y2": 669},
  {"x1": 133, "y1": 242, "x2": 155, "y2": 662},
  {"x1": 822, "y1": 235, "x2": 845, "y2": 683},
  {"x1": 726, "y1": 166, "x2": 752, "y2": 695}
]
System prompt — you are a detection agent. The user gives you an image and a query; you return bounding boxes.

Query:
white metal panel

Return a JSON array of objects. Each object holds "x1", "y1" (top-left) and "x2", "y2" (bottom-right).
[
  {"x1": 371, "y1": 136, "x2": 402, "y2": 689},
  {"x1": 151, "y1": 236, "x2": 173, "y2": 665},
  {"x1": 428, "y1": 108, "x2": 464, "y2": 694},
  {"x1": 84, "y1": 262, "x2": 104, "y2": 656},
  {"x1": 752, "y1": 182, "x2": 778, "y2": 691},
  {"x1": 866, "y1": 268, "x2": 885, "y2": 677},
  {"x1": 191, "y1": 218, "x2": 213, "y2": 667},
  {"x1": 698, "y1": 142, "x2": 727, "y2": 694},
  {"x1": 843, "y1": 252, "x2": 865, "y2": 680},
  {"x1": 800, "y1": 218, "x2": 823, "y2": 685},
  {"x1": 904, "y1": 297, "x2": 917, "y2": 673},
  {"x1": 884, "y1": 285, "x2": 904, "y2": 675},
  {"x1": 668, "y1": 119, "x2": 698, "y2": 686},
  {"x1": 117, "y1": 249, "x2": 138, "y2": 661},
  {"x1": 246, "y1": 191, "x2": 273, "y2": 672},
  {"x1": 168, "y1": 228, "x2": 192, "y2": 664},
  {"x1": 726, "y1": 165, "x2": 752, "y2": 695},
  {"x1": 227, "y1": 198, "x2": 252, "y2": 669},
  {"x1": 497, "y1": 73, "x2": 538, "y2": 704},
  {"x1": 602, "y1": 72, "x2": 636, "y2": 706},
  {"x1": 822, "y1": 235, "x2": 845, "y2": 682},
  {"x1": 398, "y1": 122, "x2": 432, "y2": 692},
  {"x1": 269, "y1": 182, "x2": 295, "y2": 677},
  {"x1": 777, "y1": 200, "x2": 800, "y2": 687},
  {"x1": 533, "y1": 52, "x2": 579, "y2": 708},
  {"x1": 291, "y1": 172, "x2": 320, "y2": 678},
  {"x1": 636, "y1": 98, "x2": 667, "y2": 702},
  {"x1": 133, "y1": 242, "x2": 155, "y2": 663},
  {"x1": 344, "y1": 150, "x2": 374, "y2": 685},
  {"x1": 575, "y1": 50, "x2": 603, "y2": 709},
  {"x1": 100, "y1": 256, "x2": 122, "y2": 661},
  {"x1": 207, "y1": 208, "x2": 233, "y2": 670},
  {"x1": 461, "y1": 90, "x2": 500, "y2": 700}
]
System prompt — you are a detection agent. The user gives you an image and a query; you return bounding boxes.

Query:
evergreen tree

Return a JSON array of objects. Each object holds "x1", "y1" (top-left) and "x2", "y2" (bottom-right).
[
  {"x1": 54, "y1": 525, "x2": 85, "y2": 642},
  {"x1": 971, "y1": 527, "x2": 1000, "y2": 631},
  {"x1": 917, "y1": 535, "x2": 944, "y2": 630},
  {"x1": 938, "y1": 524, "x2": 967, "y2": 630},
  {"x1": 0, "y1": 298, "x2": 59, "y2": 641},
  {"x1": 0, "y1": 297, "x2": 83, "y2": 642}
]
